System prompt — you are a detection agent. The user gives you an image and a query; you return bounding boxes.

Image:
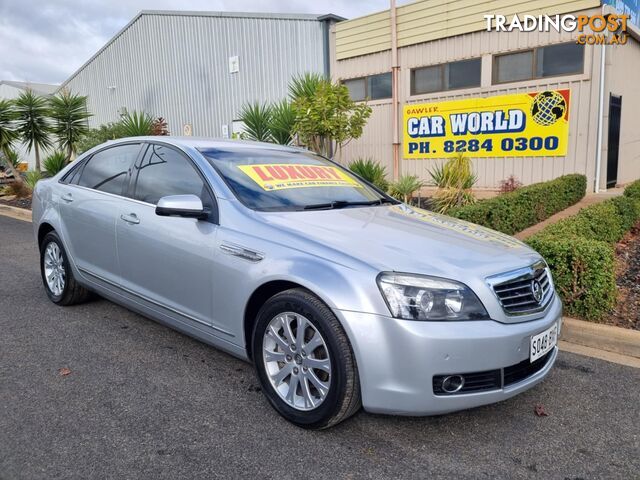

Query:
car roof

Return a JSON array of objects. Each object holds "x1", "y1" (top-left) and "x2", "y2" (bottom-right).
[{"x1": 105, "y1": 136, "x2": 305, "y2": 153}]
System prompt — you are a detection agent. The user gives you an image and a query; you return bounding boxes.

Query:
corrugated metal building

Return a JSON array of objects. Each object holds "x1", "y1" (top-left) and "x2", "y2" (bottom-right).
[
  {"x1": 331, "y1": 0, "x2": 640, "y2": 191},
  {"x1": 63, "y1": 10, "x2": 342, "y2": 138}
]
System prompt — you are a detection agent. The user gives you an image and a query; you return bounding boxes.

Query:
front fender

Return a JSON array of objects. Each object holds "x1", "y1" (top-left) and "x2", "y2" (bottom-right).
[{"x1": 248, "y1": 254, "x2": 387, "y2": 316}]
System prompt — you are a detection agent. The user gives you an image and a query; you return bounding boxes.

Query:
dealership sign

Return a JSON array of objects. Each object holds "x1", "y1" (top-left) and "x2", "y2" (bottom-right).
[{"x1": 403, "y1": 89, "x2": 570, "y2": 159}]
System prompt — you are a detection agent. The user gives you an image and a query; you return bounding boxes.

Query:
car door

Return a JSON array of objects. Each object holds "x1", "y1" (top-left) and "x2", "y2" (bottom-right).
[
  {"x1": 58, "y1": 143, "x2": 142, "y2": 287},
  {"x1": 115, "y1": 143, "x2": 221, "y2": 331}
]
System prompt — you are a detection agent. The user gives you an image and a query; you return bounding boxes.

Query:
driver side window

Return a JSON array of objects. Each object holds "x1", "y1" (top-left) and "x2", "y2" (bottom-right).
[{"x1": 132, "y1": 144, "x2": 212, "y2": 207}]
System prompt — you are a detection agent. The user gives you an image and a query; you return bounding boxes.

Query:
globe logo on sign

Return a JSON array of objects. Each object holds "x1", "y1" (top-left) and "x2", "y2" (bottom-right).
[{"x1": 531, "y1": 91, "x2": 566, "y2": 126}]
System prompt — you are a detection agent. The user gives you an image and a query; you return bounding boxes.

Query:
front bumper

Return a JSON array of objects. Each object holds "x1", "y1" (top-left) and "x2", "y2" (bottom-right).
[{"x1": 335, "y1": 294, "x2": 562, "y2": 415}]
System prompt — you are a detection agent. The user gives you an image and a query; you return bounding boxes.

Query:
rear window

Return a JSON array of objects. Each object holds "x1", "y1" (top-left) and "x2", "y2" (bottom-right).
[
  {"x1": 78, "y1": 144, "x2": 141, "y2": 195},
  {"x1": 201, "y1": 148, "x2": 392, "y2": 212}
]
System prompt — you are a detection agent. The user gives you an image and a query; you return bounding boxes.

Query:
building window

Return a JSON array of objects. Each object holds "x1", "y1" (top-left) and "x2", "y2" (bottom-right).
[
  {"x1": 493, "y1": 42, "x2": 584, "y2": 84},
  {"x1": 410, "y1": 58, "x2": 481, "y2": 95},
  {"x1": 343, "y1": 72, "x2": 392, "y2": 101}
]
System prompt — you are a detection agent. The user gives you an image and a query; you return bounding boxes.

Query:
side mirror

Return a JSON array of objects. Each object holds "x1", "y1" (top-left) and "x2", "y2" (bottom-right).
[{"x1": 156, "y1": 194, "x2": 208, "y2": 220}]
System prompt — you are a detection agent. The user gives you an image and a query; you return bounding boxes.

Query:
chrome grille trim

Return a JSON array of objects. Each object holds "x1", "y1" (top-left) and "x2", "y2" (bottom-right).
[{"x1": 486, "y1": 261, "x2": 554, "y2": 316}]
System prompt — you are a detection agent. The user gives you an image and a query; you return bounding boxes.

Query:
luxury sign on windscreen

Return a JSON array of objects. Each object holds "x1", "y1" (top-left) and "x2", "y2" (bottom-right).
[{"x1": 403, "y1": 90, "x2": 570, "y2": 159}]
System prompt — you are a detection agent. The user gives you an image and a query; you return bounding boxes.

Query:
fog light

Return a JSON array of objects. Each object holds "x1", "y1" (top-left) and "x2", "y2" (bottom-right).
[{"x1": 441, "y1": 375, "x2": 465, "y2": 393}]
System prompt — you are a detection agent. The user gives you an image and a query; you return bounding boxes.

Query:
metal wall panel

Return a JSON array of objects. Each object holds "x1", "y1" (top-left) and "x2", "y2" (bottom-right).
[
  {"x1": 605, "y1": 36, "x2": 640, "y2": 185},
  {"x1": 335, "y1": 0, "x2": 601, "y2": 60},
  {"x1": 63, "y1": 12, "x2": 327, "y2": 137}
]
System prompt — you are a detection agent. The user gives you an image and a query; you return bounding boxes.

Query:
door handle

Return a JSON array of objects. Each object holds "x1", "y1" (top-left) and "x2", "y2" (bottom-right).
[
  {"x1": 61, "y1": 193, "x2": 73, "y2": 203},
  {"x1": 120, "y1": 213, "x2": 140, "y2": 225}
]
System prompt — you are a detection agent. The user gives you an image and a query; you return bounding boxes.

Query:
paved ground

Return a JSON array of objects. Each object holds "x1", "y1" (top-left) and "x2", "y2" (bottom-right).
[{"x1": 1, "y1": 215, "x2": 639, "y2": 480}]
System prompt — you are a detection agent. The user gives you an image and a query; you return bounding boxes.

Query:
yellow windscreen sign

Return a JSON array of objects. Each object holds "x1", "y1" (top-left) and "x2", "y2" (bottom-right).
[
  {"x1": 403, "y1": 89, "x2": 570, "y2": 158},
  {"x1": 238, "y1": 164, "x2": 362, "y2": 191}
]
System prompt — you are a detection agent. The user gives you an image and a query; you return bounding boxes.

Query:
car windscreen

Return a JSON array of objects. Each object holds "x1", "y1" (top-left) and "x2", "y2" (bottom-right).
[{"x1": 200, "y1": 147, "x2": 394, "y2": 212}]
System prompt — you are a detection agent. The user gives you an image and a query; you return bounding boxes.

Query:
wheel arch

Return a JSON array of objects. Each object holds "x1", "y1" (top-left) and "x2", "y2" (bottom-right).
[
  {"x1": 243, "y1": 280, "x2": 332, "y2": 361},
  {"x1": 37, "y1": 222, "x2": 56, "y2": 248}
]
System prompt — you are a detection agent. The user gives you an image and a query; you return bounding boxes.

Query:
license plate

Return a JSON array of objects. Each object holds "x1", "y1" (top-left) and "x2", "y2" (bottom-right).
[{"x1": 530, "y1": 323, "x2": 558, "y2": 362}]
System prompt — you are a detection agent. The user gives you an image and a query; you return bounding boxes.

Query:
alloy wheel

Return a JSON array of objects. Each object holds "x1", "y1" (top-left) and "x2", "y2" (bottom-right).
[
  {"x1": 262, "y1": 312, "x2": 331, "y2": 411},
  {"x1": 43, "y1": 242, "x2": 65, "y2": 296}
]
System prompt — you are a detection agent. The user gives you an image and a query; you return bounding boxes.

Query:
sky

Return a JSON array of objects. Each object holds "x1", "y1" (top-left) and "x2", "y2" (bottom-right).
[{"x1": 0, "y1": 0, "x2": 403, "y2": 85}]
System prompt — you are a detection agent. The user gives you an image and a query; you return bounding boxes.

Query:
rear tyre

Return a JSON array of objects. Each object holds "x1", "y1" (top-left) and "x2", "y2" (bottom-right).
[
  {"x1": 40, "y1": 231, "x2": 91, "y2": 306},
  {"x1": 252, "y1": 288, "x2": 361, "y2": 429}
]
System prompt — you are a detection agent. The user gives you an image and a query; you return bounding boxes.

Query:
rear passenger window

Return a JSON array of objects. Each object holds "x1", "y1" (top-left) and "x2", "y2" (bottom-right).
[
  {"x1": 78, "y1": 144, "x2": 140, "y2": 195},
  {"x1": 133, "y1": 144, "x2": 210, "y2": 205}
]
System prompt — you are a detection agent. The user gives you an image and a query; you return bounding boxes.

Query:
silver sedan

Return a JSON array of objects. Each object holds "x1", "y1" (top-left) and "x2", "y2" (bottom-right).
[{"x1": 33, "y1": 138, "x2": 562, "y2": 429}]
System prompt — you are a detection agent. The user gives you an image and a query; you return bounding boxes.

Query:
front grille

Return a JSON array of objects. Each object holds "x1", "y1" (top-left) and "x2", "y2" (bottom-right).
[
  {"x1": 504, "y1": 350, "x2": 553, "y2": 386},
  {"x1": 432, "y1": 350, "x2": 554, "y2": 396},
  {"x1": 492, "y1": 264, "x2": 552, "y2": 315}
]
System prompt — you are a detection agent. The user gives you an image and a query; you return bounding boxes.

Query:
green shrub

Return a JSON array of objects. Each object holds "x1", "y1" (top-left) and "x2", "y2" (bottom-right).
[
  {"x1": 526, "y1": 234, "x2": 616, "y2": 320},
  {"x1": 450, "y1": 174, "x2": 587, "y2": 235},
  {"x1": 540, "y1": 201, "x2": 624, "y2": 244},
  {"x1": 389, "y1": 174, "x2": 424, "y2": 203},
  {"x1": 623, "y1": 179, "x2": 640, "y2": 200},
  {"x1": 526, "y1": 195, "x2": 640, "y2": 321},
  {"x1": 611, "y1": 195, "x2": 640, "y2": 231},
  {"x1": 120, "y1": 110, "x2": 154, "y2": 137},
  {"x1": 24, "y1": 170, "x2": 44, "y2": 191},
  {"x1": 429, "y1": 153, "x2": 477, "y2": 213},
  {"x1": 4, "y1": 149, "x2": 21, "y2": 168},
  {"x1": 77, "y1": 122, "x2": 126, "y2": 154},
  {"x1": 43, "y1": 151, "x2": 68, "y2": 177},
  {"x1": 348, "y1": 158, "x2": 389, "y2": 191}
]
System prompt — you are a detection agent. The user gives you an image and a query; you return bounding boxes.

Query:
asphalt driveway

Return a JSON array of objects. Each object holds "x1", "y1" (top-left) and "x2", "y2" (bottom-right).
[{"x1": 1, "y1": 215, "x2": 638, "y2": 479}]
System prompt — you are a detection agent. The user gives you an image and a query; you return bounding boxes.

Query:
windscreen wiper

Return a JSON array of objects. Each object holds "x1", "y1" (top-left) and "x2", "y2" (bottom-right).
[{"x1": 303, "y1": 199, "x2": 395, "y2": 210}]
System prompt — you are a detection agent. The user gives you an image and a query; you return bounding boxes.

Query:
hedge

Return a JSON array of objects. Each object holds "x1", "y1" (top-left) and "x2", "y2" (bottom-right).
[
  {"x1": 623, "y1": 179, "x2": 640, "y2": 200},
  {"x1": 450, "y1": 174, "x2": 586, "y2": 235},
  {"x1": 526, "y1": 184, "x2": 640, "y2": 320},
  {"x1": 525, "y1": 235, "x2": 616, "y2": 320},
  {"x1": 539, "y1": 201, "x2": 625, "y2": 244}
]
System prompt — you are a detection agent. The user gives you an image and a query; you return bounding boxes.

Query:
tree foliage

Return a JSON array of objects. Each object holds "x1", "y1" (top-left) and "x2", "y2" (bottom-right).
[
  {"x1": 76, "y1": 122, "x2": 126, "y2": 154},
  {"x1": 120, "y1": 110, "x2": 154, "y2": 137},
  {"x1": 239, "y1": 103, "x2": 273, "y2": 142},
  {"x1": 389, "y1": 175, "x2": 425, "y2": 204},
  {"x1": 348, "y1": 158, "x2": 388, "y2": 191},
  {"x1": 291, "y1": 79, "x2": 371, "y2": 158},
  {"x1": 43, "y1": 151, "x2": 68, "y2": 176},
  {"x1": 269, "y1": 100, "x2": 295, "y2": 145},
  {"x1": 14, "y1": 90, "x2": 53, "y2": 171},
  {"x1": 288, "y1": 72, "x2": 325, "y2": 101},
  {"x1": 236, "y1": 72, "x2": 372, "y2": 156},
  {"x1": 0, "y1": 99, "x2": 23, "y2": 184},
  {"x1": 48, "y1": 90, "x2": 91, "y2": 161},
  {"x1": 429, "y1": 153, "x2": 477, "y2": 213}
]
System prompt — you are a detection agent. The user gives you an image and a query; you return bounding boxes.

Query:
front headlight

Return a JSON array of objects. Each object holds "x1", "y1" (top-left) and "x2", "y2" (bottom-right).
[{"x1": 377, "y1": 272, "x2": 489, "y2": 321}]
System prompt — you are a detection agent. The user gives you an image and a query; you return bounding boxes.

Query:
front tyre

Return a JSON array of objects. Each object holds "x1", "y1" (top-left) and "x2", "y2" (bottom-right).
[
  {"x1": 252, "y1": 288, "x2": 361, "y2": 429},
  {"x1": 40, "y1": 231, "x2": 91, "y2": 306}
]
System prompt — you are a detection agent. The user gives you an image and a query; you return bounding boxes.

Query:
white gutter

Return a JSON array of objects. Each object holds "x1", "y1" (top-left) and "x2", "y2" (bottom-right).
[
  {"x1": 390, "y1": 0, "x2": 400, "y2": 181},
  {"x1": 594, "y1": 33, "x2": 606, "y2": 194},
  {"x1": 593, "y1": 5, "x2": 607, "y2": 193}
]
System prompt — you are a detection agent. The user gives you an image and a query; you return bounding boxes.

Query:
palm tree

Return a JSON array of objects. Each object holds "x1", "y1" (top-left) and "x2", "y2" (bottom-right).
[
  {"x1": 14, "y1": 90, "x2": 52, "y2": 171},
  {"x1": 120, "y1": 111, "x2": 154, "y2": 137},
  {"x1": 288, "y1": 72, "x2": 325, "y2": 101},
  {"x1": 0, "y1": 99, "x2": 23, "y2": 184},
  {"x1": 239, "y1": 103, "x2": 273, "y2": 142},
  {"x1": 268, "y1": 100, "x2": 295, "y2": 145},
  {"x1": 49, "y1": 90, "x2": 91, "y2": 162}
]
